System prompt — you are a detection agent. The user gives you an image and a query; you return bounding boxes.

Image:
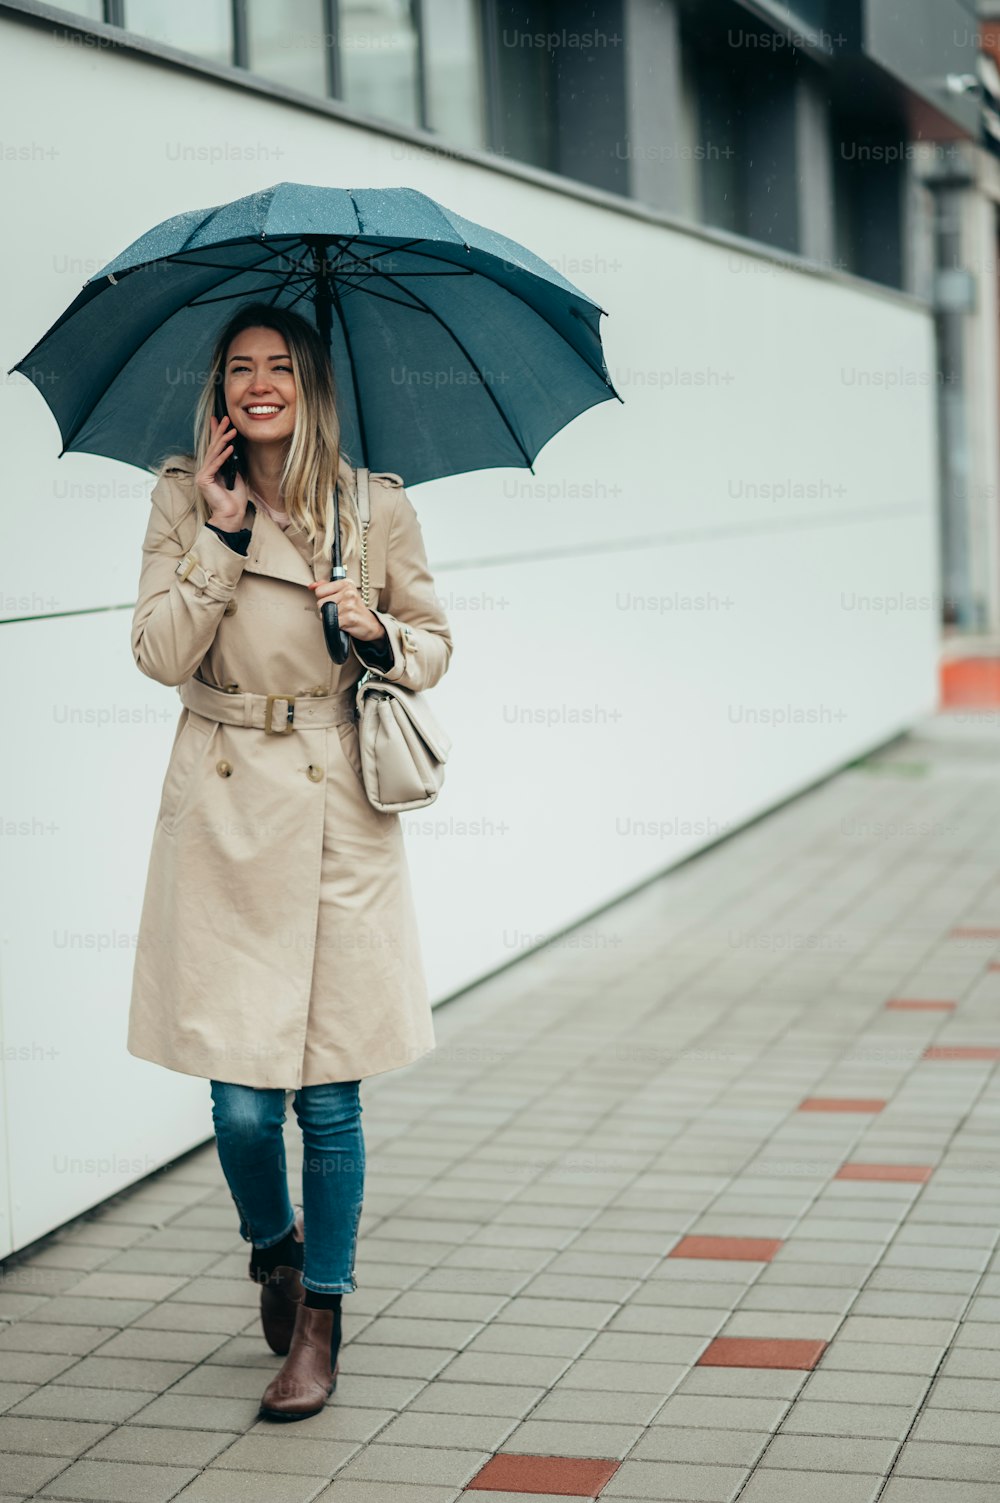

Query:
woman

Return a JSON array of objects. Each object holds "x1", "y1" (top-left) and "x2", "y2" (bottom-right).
[{"x1": 126, "y1": 301, "x2": 453, "y2": 1421}]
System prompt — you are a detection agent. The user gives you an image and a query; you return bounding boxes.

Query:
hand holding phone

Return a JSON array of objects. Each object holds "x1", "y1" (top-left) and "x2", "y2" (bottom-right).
[{"x1": 195, "y1": 414, "x2": 250, "y2": 528}]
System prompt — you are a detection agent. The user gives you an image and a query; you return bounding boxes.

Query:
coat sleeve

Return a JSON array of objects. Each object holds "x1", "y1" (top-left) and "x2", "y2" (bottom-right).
[
  {"x1": 351, "y1": 483, "x2": 453, "y2": 692},
  {"x1": 132, "y1": 472, "x2": 254, "y2": 687}
]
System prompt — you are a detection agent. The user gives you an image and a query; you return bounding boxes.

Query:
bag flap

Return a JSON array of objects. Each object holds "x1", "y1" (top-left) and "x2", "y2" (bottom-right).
[{"x1": 357, "y1": 678, "x2": 451, "y2": 763}]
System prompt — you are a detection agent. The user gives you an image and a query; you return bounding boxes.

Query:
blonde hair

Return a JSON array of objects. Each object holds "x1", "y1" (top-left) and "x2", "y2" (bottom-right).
[{"x1": 153, "y1": 302, "x2": 360, "y2": 564}]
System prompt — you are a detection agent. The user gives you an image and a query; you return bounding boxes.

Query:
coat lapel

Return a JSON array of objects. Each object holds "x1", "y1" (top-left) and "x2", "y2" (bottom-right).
[
  {"x1": 240, "y1": 475, "x2": 364, "y2": 592},
  {"x1": 243, "y1": 500, "x2": 329, "y2": 589}
]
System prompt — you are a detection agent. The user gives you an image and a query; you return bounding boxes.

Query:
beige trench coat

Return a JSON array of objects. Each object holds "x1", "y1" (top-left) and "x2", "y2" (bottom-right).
[{"x1": 126, "y1": 456, "x2": 452, "y2": 1089}]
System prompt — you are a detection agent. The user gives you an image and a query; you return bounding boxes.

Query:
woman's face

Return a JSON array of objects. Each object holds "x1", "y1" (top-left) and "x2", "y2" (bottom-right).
[{"x1": 223, "y1": 326, "x2": 297, "y2": 447}]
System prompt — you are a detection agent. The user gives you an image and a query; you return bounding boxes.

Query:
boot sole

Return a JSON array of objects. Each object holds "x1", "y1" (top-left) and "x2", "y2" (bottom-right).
[{"x1": 257, "y1": 1373, "x2": 337, "y2": 1421}]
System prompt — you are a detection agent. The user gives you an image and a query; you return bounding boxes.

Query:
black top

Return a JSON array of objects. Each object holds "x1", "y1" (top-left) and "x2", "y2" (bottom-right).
[{"x1": 205, "y1": 520, "x2": 395, "y2": 669}]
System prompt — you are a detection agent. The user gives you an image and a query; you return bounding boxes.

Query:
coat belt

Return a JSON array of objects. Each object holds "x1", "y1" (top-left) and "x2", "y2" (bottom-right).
[{"x1": 177, "y1": 676, "x2": 357, "y2": 734}]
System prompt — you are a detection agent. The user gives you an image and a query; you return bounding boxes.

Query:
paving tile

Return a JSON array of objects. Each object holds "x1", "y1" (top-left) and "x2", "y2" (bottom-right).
[
  {"x1": 36, "y1": 1459, "x2": 198, "y2": 1500},
  {"x1": 362, "y1": 1411, "x2": 517, "y2": 1450},
  {"x1": 21, "y1": 1298, "x2": 154, "y2": 1327},
  {"x1": 759, "y1": 1433, "x2": 898, "y2": 1472},
  {"x1": 0, "y1": 1353, "x2": 78, "y2": 1384},
  {"x1": 719, "y1": 1312, "x2": 841, "y2": 1340},
  {"x1": 885, "y1": 1000, "x2": 956, "y2": 1010},
  {"x1": 54, "y1": 1356, "x2": 194, "y2": 1392},
  {"x1": 780, "y1": 1399, "x2": 916, "y2": 1439},
  {"x1": 7, "y1": 1386, "x2": 154, "y2": 1423},
  {"x1": 84, "y1": 1425, "x2": 237, "y2": 1465},
  {"x1": 836, "y1": 1164, "x2": 934, "y2": 1181},
  {"x1": 529, "y1": 1390, "x2": 664, "y2": 1425},
  {"x1": 127, "y1": 1393, "x2": 262, "y2": 1431},
  {"x1": 816, "y1": 1341, "x2": 946, "y2": 1375},
  {"x1": 208, "y1": 1433, "x2": 356, "y2": 1475},
  {"x1": 800, "y1": 1369, "x2": 932, "y2": 1405},
  {"x1": 851, "y1": 1290, "x2": 967, "y2": 1320},
  {"x1": 942, "y1": 1348, "x2": 1000, "y2": 1379},
  {"x1": 337, "y1": 1443, "x2": 491, "y2": 1486},
  {"x1": 0, "y1": 1324, "x2": 114, "y2": 1356},
  {"x1": 698, "y1": 1337, "x2": 826, "y2": 1369},
  {"x1": 605, "y1": 1304, "x2": 728, "y2": 1337},
  {"x1": 629, "y1": 1424, "x2": 769, "y2": 1465},
  {"x1": 0, "y1": 1415, "x2": 111, "y2": 1457},
  {"x1": 668, "y1": 1236, "x2": 782, "y2": 1261},
  {"x1": 835, "y1": 1315, "x2": 958, "y2": 1345},
  {"x1": 737, "y1": 1468, "x2": 883, "y2": 1501},
  {"x1": 912, "y1": 1409, "x2": 1000, "y2": 1444},
  {"x1": 597, "y1": 1457, "x2": 749, "y2": 1499},
  {"x1": 60, "y1": 1273, "x2": 189, "y2": 1302},
  {"x1": 498, "y1": 1419, "x2": 643, "y2": 1459},
  {"x1": 880, "y1": 1481, "x2": 1000, "y2": 1501},
  {"x1": 464, "y1": 1326, "x2": 592, "y2": 1359},
  {"x1": 892, "y1": 1440, "x2": 1000, "y2": 1481},
  {"x1": 554, "y1": 1359, "x2": 687, "y2": 1394},
  {"x1": 677, "y1": 1367, "x2": 808, "y2": 1399},
  {"x1": 652, "y1": 1393, "x2": 792, "y2": 1430},
  {"x1": 397, "y1": 1382, "x2": 543, "y2": 1419},
  {"x1": 164, "y1": 1471, "x2": 337, "y2": 1503},
  {"x1": 0, "y1": 1456, "x2": 68, "y2": 1494},
  {"x1": 798, "y1": 1099, "x2": 887, "y2": 1113},
  {"x1": 924, "y1": 1047, "x2": 1000, "y2": 1060}
]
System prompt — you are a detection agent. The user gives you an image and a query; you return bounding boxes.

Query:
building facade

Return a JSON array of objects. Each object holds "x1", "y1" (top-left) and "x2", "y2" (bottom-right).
[{"x1": 0, "y1": 0, "x2": 963, "y2": 1254}]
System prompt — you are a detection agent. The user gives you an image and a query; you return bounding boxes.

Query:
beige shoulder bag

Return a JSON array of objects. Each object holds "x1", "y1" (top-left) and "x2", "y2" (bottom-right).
[{"x1": 353, "y1": 467, "x2": 451, "y2": 813}]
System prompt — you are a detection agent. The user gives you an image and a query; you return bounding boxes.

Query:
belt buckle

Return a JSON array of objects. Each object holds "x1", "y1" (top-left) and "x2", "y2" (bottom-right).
[{"x1": 264, "y1": 693, "x2": 296, "y2": 734}]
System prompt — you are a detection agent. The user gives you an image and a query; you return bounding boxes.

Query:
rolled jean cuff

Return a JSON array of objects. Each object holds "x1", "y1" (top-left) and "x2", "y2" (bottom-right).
[
  {"x1": 248, "y1": 1213, "x2": 297, "y2": 1251},
  {"x1": 302, "y1": 1274, "x2": 358, "y2": 1295}
]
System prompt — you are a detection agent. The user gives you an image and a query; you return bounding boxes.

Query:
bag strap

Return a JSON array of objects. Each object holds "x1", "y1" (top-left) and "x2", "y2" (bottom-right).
[
  {"x1": 355, "y1": 465, "x2": 371, "y2": 528},
  {"x1": 354, "y1": 466, "x2": 371, "y2": 606}
]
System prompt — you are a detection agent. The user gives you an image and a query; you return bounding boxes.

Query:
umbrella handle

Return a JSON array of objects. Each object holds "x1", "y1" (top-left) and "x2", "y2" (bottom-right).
[
  {"x1": 322, "y1": 564, "x2": 351, "y2": 663},
  {"x1": 322, "y1": 599, "x2": 351, "y2": 664}
]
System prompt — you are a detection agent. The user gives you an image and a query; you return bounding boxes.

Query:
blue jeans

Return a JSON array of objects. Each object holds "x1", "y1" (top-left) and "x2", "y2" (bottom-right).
[{"x1": 209, "y1": 1079, "x2": 365, "y2": 1294}]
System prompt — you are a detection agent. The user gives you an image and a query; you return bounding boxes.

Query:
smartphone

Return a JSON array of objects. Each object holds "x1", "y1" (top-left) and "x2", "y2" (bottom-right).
[{"x1": 213, "y1": 381, "x2": 246, "y2": 491}]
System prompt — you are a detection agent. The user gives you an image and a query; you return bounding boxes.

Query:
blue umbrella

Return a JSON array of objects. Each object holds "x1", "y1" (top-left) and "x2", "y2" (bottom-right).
[{"x1": 8, "y1": 181, "x2": 622, "y2": 487}]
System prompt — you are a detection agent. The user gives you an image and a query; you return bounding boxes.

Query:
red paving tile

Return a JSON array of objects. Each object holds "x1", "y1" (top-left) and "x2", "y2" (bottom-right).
[
  {"x1": 885, "y1": 998, "x2": 956, "y2": 1011},
  {"x1": 798, "y1": 1097, "x2": 886, "y2": 1112},
  {"x1": 836, "y1": 1163, "x2": 934, "y2": 1182},
  {"x1": 466, "y1": 1454, "x2": 620, "y2": 1495},
  {"x1": 940, "y1": 658, "x2": 1000, "y2": 708},
  {"x1": 699, "y1": 1337, "x2": 827, "y2": 1370},
  {"x1": 924, "y1": 1046, "x2": 1000, "y2": 1060},
  {"x1": 670, "y1": 1235, "x2": 783, "y2": 1261}
]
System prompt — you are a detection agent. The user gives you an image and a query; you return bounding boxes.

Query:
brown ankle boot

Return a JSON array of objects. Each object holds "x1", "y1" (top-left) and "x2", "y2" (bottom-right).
[
  {"x1": 258, "y1": 1300, "x2": 339, "y2": 1421},
  {"x1": 251, "y1": 1208, "x2": 305, "y2": 1356}
]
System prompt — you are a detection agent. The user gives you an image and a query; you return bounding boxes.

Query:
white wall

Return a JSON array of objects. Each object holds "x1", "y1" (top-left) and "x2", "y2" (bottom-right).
[{"x1": 0, "y1": 16, "x2": 940, "y2": 1255}]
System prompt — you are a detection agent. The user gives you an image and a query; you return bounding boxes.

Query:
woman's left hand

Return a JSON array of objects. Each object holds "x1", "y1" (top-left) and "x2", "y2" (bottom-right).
[{"x1": 308, "y1": 578, "x2": 387, "y2": 643}]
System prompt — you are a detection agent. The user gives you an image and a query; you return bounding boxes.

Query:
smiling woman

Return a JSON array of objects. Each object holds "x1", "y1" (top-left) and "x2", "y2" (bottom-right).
[{"x1": 129, "y1": 300, "x2": 453, "y2": 1422}]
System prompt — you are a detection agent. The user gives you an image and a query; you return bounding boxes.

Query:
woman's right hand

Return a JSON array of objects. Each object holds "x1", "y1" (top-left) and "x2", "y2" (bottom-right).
[{"x1": 196, "y1": 414, "x2": 250, "y2": 528}]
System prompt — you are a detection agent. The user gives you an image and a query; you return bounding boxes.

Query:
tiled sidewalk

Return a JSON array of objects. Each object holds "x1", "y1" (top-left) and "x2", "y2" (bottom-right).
[{"x1": 5, "y1": 711, "x2": 1000, "y2": 1502}]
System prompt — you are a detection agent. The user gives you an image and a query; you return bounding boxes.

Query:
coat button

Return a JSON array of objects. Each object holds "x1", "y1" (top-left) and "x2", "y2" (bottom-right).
[
  {"x1": 216, "y1": 760, "x2": 233, "y2": 777},
  {"x1": 306, "y1": 764, "x2": 324, "y2": 782}
]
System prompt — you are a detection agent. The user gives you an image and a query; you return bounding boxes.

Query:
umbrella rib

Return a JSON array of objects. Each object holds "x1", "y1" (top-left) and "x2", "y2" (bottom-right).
[
  {"x1": 361, "y1": 263, "x2": 533, "y2": 468},
  {"x1": 60, "y1": 250, "x2": 293, "y2": 451},
  {"x1": 334, "y1": 238, "x2": 611, "y2": 390},
  {"x1": 330, "y1": 278, "x2": 369, "y2": 467},
  {"x1": 352, "y1": 239, "x2": 612, "y2": 378}
]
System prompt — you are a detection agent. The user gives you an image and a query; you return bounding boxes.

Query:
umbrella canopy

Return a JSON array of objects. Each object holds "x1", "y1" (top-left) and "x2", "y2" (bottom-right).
[{"x1": 9, "y1": 182, "x2": 622, "y2": 486}]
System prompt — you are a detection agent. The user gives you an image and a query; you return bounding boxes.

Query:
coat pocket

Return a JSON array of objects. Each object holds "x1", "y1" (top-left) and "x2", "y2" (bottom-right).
[
  {"x1": 158, "y1": 710, "x2": 213, "y2": 832},
  {"x1": 335, "y1": 718, "x2": 366, "y2": 790}
]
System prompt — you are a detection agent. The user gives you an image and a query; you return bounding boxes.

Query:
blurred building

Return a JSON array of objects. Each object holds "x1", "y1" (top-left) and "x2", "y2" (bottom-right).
[{"x1": 0, "y1": 0, "x2": 977, "y2": 1253}]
